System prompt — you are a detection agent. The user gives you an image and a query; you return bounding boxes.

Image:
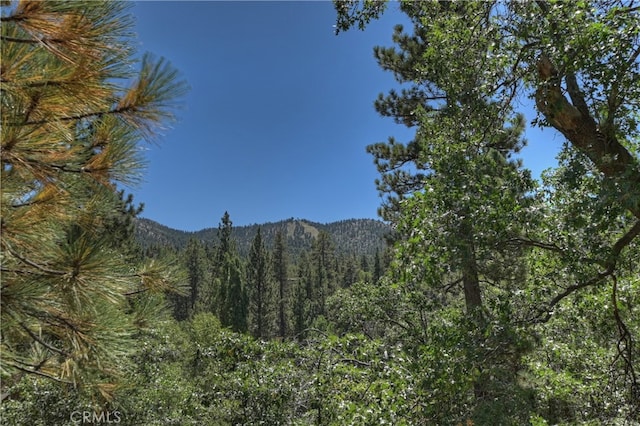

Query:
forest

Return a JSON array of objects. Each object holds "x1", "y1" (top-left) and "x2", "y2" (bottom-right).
[{"x1": 1, "y1": 1, "x2": 639, "y2": 425}]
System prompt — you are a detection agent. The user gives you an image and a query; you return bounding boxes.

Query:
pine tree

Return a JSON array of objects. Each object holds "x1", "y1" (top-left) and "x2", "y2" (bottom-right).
[
  {"x1": 216, "y1": 211, "x2": 234, "y2": 264},
  {"x1": 337, "y1": 1, "x2": 536, "y2": 417},
  {"x1": 341, "y1": 254, "x2": 360, "y2": 288},
  {"x1": 272, "y1": 230, "x2": 290, "y2": 339},
  {"x1": 310, "y1": 231, "x2": 337, "y2": 319},
  {"x1": 372, "y1": 249, "x2": 383, "y2": 283},
  {"x1": 213, "y1": 212, "x2": 247, "y2": 333},
  {"x1": 223, "y1": 253, "x2": 247, "y2": 333},
  {"x1": 0, "y1": 0, "x2": 187, "y2": 399},
  {"x1": 292, "y1": 251, "x2": 312, "y2": 339},
  {"x1": 102, "y1": 190, "x2": 144, "y2": 257},
  {"x1": 247, "y1": 228, "x2": 275, "y2": 339},
  {"x1": 183, "y1": 238, "x2": 210, "y2": 319}
]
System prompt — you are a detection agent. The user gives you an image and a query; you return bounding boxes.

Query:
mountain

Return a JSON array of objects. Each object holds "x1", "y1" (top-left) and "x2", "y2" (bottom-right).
[{"x1": 134, "y1": 217, "x2": 392, "y2": 259}]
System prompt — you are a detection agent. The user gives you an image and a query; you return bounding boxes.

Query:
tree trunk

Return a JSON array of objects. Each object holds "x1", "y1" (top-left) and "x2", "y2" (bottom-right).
[
  {"x1": 278, "y1": 279, "x2": 287, "y2": 338},
  {"x1": 459, "y1": 219, "x2": 486, "y2": 401},
  {"x1": 535, "y1": 55, "x2": 640, "y2": 220},
  {"x1": 460, "y1": 219, "x2": 483, "y2": 315}
]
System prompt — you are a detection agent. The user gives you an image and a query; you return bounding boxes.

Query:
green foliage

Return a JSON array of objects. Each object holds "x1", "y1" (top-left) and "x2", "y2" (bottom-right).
[
  {"x1": 273, "y1": 230, "x2": 291, "y2": 339},
  {"x1": 154, "y1": 215, "x2": 383, "y2": 339},
  {"x1": 524, "y1": 272, "x2": 640, "y2": 422},
  {"x1": 211, "y1": 213, "x2": 248, "y2": 333},
  {"x1": 0, "y1": 377, "x2": 92, "y2": 426},
  {"x1": 353, "y1": 2, "x2": 538, "y2": 417},
  {"x1": 2, "y1": 312, "x2": 424, "y2": 425},
  {"x1": 5, "y1": 1, "x2": 639, "y2": 423},
  {"x1": 247, "y1": 228, "x2": 276, "y2": 339},
  {"x1": 136, "y1": 217, "x2": 391, "y2": 260},
  {"x1": 335, "y1": 0, "x2": 640, "y2": 423},
  {"x1": 333, "y1": 0, "x2": 387, "y2": 34},
  {"x1": 178, "y1": 238, "x2": 210, "y2": 320},
  {"x1": 1, "y1": 0, "x2": 187, "y2": 400},
  {"x1": 216, "y1": 252, "x2": 247, "y2": 333}
]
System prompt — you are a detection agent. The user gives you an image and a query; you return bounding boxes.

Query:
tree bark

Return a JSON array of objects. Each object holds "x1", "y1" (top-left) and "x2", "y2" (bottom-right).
[
  {"x1": 458, "y1": 218, "x2": 487, "y2": 402},
  {"x1": 460, "y1": 219, "x2": 483, "y2": 315},
  {"x1": 535, "y1": 55, "x2": 640, "y2": 220}
]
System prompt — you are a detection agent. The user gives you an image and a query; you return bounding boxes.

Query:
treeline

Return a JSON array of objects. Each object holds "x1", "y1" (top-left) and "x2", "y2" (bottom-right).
[
  {"x1": 159, "y1": 212, "x2": 391, "y2": 339},
  {"x1": 135, "y1": 217, "x2": 391, "y2": 259},
  {"x1": 2, "y1": 1, "x2": 639, "y2": 425}
]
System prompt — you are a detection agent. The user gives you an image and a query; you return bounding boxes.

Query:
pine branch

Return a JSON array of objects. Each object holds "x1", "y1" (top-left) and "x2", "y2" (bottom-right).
[
  {"x1": 0, "y1": 35, "x2": 41, "y2": 43},
  {"x1": 18, "y1": 104, "x2": 134, "y2": 126},
  {"x1": 2, "y1": 360, "x2": 72, "y2": 384},
  {"x1": 0, "y1": 15, "x2": 27, "y2": 23},
  {"x1": 1, "y1": 241, "x2": 67, "y2": 276},
  {"x1": 17, "y1": 321, "x2": 70, "y2": 358}
]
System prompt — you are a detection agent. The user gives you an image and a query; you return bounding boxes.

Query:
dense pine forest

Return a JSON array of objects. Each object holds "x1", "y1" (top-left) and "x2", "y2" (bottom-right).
[
  {"x1": 135, "y1": 217, "x2": 391, "y2": 259},
  {"x1": 1, "y1": 1, "x2": 639, "y2": 425}
]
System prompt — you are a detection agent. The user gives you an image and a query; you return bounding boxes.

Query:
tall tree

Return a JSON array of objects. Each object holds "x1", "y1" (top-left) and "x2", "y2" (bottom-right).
[
  {"x1": 272, "y1": 230, "x2": 290, "y2": 339},
  {"x1": 309, "y1": 231, "x2": 337, "y2": 319},
  {"x1": 247, "y1": 228, "x2": 275, "y2": 339},
  {"x1": 184, "y1": 238, "x2": 210, "y2": 319},
  {"x1": 215, "y1": 211, "x2": 234, "y2": 265},
  {"x1": 292, "y1": 251, "x2": 312, "y2": 339},
  {"x1": 222, "y1": 254, "x2": 247, "y2": 333},
  {"x1": 340, "y1": 254, "x2": 360, "y2": 288},
  {"x1": 1, "y1": 0, "x2": 187, "y2": 400},
  {"x1": 367, "y1": 10, "x2": 536, "y2": 407},
  {"x1": 372, "y1": 249, "x2": 383, "y2": 283},
  {"x1": 336, "y1": 0, "x2": 640, "y2": 421},
  {"x1": 335, "y1": 0, "x2": 640, "y2": 231},
  {"x1": 213, "y1": 212, "x2": 247, "y2": 333}
]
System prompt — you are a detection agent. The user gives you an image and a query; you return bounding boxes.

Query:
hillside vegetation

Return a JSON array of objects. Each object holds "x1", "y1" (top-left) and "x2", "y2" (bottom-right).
[
  {"x1": 135, "y1": 217, "x2": 391, "y2": 258},
  {"x1": 1, "y1": 1, "x2": 638, "y2": 424}
]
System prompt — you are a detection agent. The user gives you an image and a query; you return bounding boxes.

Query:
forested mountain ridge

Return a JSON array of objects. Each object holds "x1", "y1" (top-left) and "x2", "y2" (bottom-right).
[
  {"x1": 134, "y1": 217, "x2": 391, "y2": 258},
  {"x1": 4, "y1": 2, "x2": 638, "y2": 425}
]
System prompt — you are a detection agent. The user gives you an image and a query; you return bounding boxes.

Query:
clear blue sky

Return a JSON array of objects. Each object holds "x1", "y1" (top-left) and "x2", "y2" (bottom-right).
[{"x1": 130, "y1": 1, "x2": 562, "y2": 232}]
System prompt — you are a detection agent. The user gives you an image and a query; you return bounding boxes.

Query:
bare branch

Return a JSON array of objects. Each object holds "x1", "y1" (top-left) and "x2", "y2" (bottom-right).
[
  {"x1": 610, "y1": 274, "x2": 638, "y2": 395},
  {"x1": 500, "y1": 237, "x2": 565, "y2": 253},
  {"x1": 565, "y1": 72, "x2": 591, "y2": 119},
  {"x1": 535, "y1": 220, "x2": 640, "y2": 322}
]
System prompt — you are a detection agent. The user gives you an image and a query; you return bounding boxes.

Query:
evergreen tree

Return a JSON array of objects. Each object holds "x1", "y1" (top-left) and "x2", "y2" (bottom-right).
[
  {"x1": 213, "y1": 212, "x2": 247, "y2": 333},
  {"x1": 309, "y1": 231, "x2": 337, "y2": 319},
  {"x1": 223, "y1": 253, "x2": 247, "y2": 333},
  {"x1": 337, "y1": 0, "x2": 538, "y2": 418},
  {"x1": 182, "y1": 238, "x2": 210, "y2": 319},
  {"x1": 216, "y1": 211, "x2": 234, "y2": 264},
  {"x1": 359, "y1": 254, "x2": 369, "y2": 275},
  {"x1": 212, "y1": 213, "x2": 232, "y2": 320},
  {"x1": 292, "y1": 251, "x2": 312, "y2": 339},
  {"x1": 272, "y1": 231, "x2": 290, "y2": 339},
  {"x1": 247, "y1": 228, "x2": 275, "y2": 339},
  {"x1": 0, "y1": 0, "x2": 187, "y2": 399},
  {"x1": 336, "y1": 0, "x2": 640, "y2": 421},
  {"x1": 102, "y1": 190, "x2": 144, "y2": 257},
  {"x1": 372, "y1": 249, "x2": 383, "y2": 283},
  {"x1": 341, "y1": 254, "x2": 360, "y2": 288}
]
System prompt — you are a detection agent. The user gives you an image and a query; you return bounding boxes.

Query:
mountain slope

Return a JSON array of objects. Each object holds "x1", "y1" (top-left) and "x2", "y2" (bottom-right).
[{"x1": 134, "y1": 217, "x2": 392, "y2": 258}]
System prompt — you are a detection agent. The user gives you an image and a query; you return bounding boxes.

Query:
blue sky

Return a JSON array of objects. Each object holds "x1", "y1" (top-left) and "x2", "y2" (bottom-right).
[{"x1": 131, "y1": 1, "x2": 563, "y2": 232}]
